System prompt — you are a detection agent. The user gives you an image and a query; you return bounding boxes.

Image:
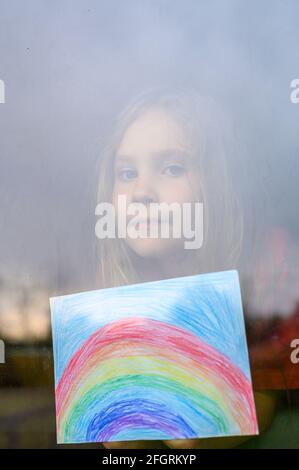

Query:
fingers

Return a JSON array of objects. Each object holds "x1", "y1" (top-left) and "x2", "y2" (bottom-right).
[
  {"x1": 164, "y1": 439, "x2": 200, "y2": 449},
  {"x1": 102, "y1": 440, "x2": 167, "y2": 449},
  {"x1": 164, "y1": 436, "x2": 251, "y2": 449}
]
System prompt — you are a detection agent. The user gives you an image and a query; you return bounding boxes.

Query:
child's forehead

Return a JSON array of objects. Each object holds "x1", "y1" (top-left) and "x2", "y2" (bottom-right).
[
  {"x1": 115, "y1": 149, "x2": 191, "y2": 165},
  {"x1": 116, "y1": 109, "x2": 192, "y2": 159}
]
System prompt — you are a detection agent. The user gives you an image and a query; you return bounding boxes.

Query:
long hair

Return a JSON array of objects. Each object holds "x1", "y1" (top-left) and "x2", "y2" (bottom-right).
[{"x1": 96, "y1": 88, "x2": 245, "y2": 288}]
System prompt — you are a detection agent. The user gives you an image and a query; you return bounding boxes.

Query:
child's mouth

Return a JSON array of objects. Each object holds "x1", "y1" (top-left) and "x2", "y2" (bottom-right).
[{"x1": 135, "y1": 218, "x2": 173, "y2": 227}]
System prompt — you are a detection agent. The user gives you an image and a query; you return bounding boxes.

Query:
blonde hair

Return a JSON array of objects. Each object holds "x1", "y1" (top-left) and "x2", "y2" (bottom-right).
[{"x1": 96, "y1": 88, "x2": 244, "y2": 288}]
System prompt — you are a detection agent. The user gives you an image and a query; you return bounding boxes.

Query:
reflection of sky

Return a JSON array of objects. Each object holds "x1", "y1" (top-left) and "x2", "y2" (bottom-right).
[
  {"x1": 0, "y1": 279, "x2": 50, "y2": 341},
  {"x1": 0, "y1": 0, "x2": 298, "y2": 298}
]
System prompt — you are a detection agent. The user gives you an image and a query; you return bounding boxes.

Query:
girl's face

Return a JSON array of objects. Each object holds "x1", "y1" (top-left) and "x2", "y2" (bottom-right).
[{"x1": 113, "y1": 107, "x2": 201, "y2": 259}]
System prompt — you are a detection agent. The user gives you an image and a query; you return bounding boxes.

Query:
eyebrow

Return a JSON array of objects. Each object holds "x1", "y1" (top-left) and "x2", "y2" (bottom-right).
[{"x1": 115, "y1": 149, "x2": 190, "y2": 163}]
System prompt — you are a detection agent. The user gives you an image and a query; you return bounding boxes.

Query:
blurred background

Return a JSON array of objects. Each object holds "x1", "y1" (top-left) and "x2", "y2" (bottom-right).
[{"x1": 0, "y1": 0, "x2": 299, "y2": 448}]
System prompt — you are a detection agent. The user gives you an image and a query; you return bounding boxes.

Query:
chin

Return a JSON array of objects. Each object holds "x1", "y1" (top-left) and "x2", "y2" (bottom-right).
[{"x1": 126, "y1": 238, "x2": 184, "y2": 259}]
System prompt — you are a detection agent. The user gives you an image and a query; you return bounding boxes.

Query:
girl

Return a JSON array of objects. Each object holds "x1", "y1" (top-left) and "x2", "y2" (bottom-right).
[{"x1": 95, "y1": 88, "x2": 276, "y2": 449}]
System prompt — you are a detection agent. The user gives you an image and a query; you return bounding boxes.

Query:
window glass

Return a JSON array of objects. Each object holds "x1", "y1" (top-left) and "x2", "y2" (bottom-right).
[{"x1": 0, "y1": 1, "x2": 298, "y2": 449}]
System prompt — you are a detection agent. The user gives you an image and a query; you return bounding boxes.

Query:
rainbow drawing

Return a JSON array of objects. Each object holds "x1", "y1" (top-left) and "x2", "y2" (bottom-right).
[{"x1": 50, "y1": 270, "x2": 258, "y2": 443}]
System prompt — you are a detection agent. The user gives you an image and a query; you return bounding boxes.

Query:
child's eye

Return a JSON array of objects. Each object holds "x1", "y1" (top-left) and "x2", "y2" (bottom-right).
[
  {"x1": 117, "y1": 168, "x2": 138, "y2": 181},
  {"x1": 162, "y1": 164, "x2": 186, "y2": 177}
]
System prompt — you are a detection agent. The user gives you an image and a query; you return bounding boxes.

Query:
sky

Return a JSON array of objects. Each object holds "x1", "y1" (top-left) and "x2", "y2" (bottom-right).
[{"x1": 0, "y1": 0, "x2": 298, "y2": 307}]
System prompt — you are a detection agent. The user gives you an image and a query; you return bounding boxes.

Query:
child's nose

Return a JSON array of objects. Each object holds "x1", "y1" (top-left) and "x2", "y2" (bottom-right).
[{"x1": 132, "y1": 176, "x2": 158, "y2": 205}]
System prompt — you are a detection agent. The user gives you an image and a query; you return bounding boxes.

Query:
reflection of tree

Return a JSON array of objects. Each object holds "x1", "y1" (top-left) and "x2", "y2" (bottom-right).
[{"x1": 0, "y1": 274, "x2": 51, "y2": 344}]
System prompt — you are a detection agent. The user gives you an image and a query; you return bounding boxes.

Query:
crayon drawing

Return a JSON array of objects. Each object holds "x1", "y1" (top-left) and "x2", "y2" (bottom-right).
[{"x1": 50, "y1": 270, "x2": 258, "y2": 443}]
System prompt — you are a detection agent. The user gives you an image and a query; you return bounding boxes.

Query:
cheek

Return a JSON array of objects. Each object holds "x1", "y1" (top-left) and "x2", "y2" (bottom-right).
[
  {"x1": 112, "y1": 183, "x2": 131, "y2": 204},
  {"x1": 159, "y1": 179, "x2": 197, "y2": 204},
  {"x1": 112, "y1": 184, "x2": 135, "y2": 222}
]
